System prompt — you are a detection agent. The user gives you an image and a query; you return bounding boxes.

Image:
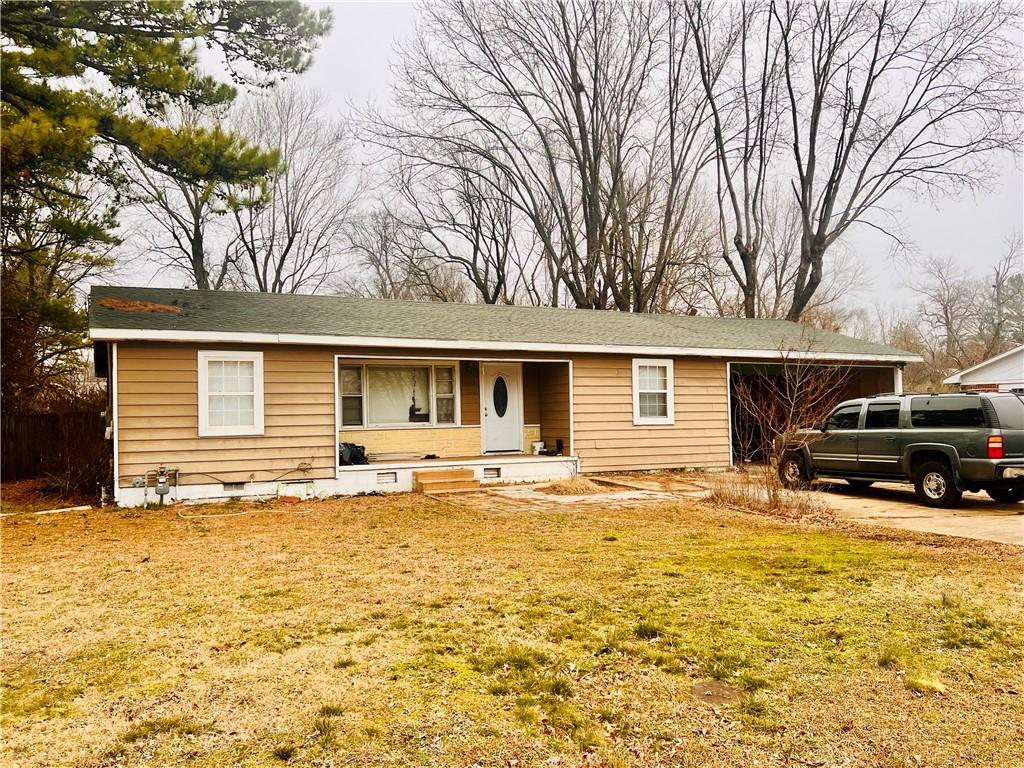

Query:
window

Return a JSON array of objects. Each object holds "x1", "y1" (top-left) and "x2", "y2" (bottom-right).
[
  {"x1": 337, "y1": 361, "x2": 459, "y2": 428},
  {"x1": 910, "y1": 396, "x2": 986, "y2": 428},
  {"x1": 368, "y1": 365, "x2": 431, "y2": 424},
  {"x1": 198, "y1": 351, "x2": 264, "y2": 437},
  {"x1": 632, "y1": 358, "x2": 674, "y2": 425},
  {"x1": 435, "y1": 366, "x2": 456, "y2": 424},
  {"x1": 827, "y1": 404, "x2": 862, "y2": 431},
  {"x1": 990, "y1": 396, "x2": 1024, "y2": 430},
  {"x1": 865, "y1": 402, "x2": 900, "y2": 429},
  {"x1": 340, "y1": 366, "x2": 363, "y2": 427}
]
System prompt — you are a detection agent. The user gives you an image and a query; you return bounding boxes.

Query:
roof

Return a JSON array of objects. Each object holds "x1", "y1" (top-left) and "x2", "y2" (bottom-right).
[
  {"x1": 88, "y1": 286, "x2": 920, "y2": 362},
  {"x1": 943, "y1": 345, "x2": 1024, "y2": 385}
]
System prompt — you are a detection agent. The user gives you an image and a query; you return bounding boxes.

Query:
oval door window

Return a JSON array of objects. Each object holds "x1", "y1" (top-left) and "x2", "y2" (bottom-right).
[{"x1": 493, "y1": 376, "x2": 509, "y2": 417}]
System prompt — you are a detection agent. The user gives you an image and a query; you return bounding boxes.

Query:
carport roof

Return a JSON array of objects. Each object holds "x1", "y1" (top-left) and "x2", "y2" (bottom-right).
[{"x1": 88, "y1": 286, "x2": 921, "y2": 363}]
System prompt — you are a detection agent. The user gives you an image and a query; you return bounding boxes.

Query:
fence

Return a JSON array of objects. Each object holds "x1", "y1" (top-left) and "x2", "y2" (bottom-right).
[{"x1": 1, "y1": 411, "x2": 109, "y2": 488}]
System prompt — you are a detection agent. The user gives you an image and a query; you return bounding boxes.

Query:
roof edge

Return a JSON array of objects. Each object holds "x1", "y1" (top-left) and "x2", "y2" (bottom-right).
[
  {"x1": 90, "y1": 327, "x2": 923, "y2": 364},
  {"x1": 942, "y1": 344, "x2": 1024, "y2": 384}
]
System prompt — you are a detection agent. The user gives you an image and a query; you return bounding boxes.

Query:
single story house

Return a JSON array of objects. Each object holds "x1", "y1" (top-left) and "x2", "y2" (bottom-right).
[
  {"x1": 943, "y1": 345, "x2": 1024, "y2": 393},
  {"x1": 89, "y1": 286, "x2": 920, "y2": 506}
]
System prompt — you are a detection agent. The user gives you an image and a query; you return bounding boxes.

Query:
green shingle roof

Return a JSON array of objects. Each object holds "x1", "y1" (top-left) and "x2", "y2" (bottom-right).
[{"x1": 88, "y1": 286, "x2": 918, "y2": 361}]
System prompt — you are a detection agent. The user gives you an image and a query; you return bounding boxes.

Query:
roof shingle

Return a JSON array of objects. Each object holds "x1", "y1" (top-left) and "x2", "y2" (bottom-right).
[{"x1": 88, "y1": 286, "x2": 918, "y2": 361}]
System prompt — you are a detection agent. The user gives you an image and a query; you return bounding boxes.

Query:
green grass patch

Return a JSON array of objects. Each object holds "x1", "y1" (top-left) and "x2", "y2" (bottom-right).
[{"x1": 119, "y1": 717, "x2": 204, "y2": 744}]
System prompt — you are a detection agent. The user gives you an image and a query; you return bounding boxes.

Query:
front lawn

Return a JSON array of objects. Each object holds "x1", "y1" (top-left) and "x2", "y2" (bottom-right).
[{"x1": 2, "y1": 494, "x2": 1022, "y2": 767}]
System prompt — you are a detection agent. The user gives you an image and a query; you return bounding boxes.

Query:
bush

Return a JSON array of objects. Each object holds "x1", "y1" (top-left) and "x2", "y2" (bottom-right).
[{"x1": 707, "y1": 470, "x2": 830, "y2": 521}]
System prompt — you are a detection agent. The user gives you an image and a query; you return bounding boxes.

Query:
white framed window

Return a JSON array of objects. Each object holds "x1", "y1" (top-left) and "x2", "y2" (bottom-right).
[
  {"x1": 339, "y1": 365, "x2": 364, "y2": 427},
  {"x1": 337, "y1": 361, "x2": 460, "y2": 429},
  {"x1": 198, "y1": 350, "x2": 265, "y2": 437},
  {"x1": 632, "y1": 358, "x2": 674, "y2": 426}
]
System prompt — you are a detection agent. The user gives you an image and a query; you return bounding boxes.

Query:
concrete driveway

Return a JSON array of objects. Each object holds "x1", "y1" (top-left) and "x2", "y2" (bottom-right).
[{"x1": 816, "y1": 481, "x2": 1024, "y2": 546}]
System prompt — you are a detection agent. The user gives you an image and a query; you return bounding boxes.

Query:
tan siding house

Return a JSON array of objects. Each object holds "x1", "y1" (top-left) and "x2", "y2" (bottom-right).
[{"x1": 90, "y1": 287, "x2": 919, "y2": 505}]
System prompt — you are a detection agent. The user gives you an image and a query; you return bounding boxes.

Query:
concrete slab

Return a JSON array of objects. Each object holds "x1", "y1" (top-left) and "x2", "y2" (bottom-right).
[{"x1": 816, "y1": 482, "x2": 1024, "y2": 546}]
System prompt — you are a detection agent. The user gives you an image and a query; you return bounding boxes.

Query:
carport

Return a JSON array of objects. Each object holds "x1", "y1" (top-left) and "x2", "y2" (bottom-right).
[{"x1": 729, "y1": 362, "x2": 901, "y2": 464}]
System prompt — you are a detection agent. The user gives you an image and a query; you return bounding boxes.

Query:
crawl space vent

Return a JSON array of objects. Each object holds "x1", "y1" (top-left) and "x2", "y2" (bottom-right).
[
  {"x1": 376, "y1": 471, "x2": 398, "y2": 484},
  {"x1": 222, "y1": 482, "x2": 245, "y2": 492},
  {"x1": 483, "y1": 467, "x2": 501, "y2": 479}
]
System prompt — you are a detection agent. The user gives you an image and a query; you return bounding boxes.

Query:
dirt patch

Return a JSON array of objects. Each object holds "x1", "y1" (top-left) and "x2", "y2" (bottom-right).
[
  {"x1": 0, "y1": 479, "x2": 92, "y2": 515},
  {"x1": 537, "y1": 477, "x2": 605, "y2": 495},
  {"x1": 96, "y1": 298, "x2": 181, "y2": 314},
  {"x1": 692, "y1": 679, "x2": 746, "y2": 706}
]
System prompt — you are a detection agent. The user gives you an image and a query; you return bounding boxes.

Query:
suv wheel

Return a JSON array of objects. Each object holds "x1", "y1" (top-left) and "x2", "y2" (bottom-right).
[
  {"x1": 913, "y1": 461, "x2": 962, "y2": 508},
  {"x1": 986, "y1": 487, "x2": 1024, "y2": 504},
  {"x1": 778, "y1": 453, "x2": 807, "y2": 490}
]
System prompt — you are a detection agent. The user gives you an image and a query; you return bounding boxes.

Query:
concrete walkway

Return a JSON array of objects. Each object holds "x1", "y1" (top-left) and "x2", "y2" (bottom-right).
[{"x1": 818, "y1": 482, "x2": 1024, "y2": 546}]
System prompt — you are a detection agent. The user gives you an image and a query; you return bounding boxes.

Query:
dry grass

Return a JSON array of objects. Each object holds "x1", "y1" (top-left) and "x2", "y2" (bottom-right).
[
  {"x1": 706, "y1": 470, "x2": 832, "y2": 522},
  {"x1": 1, "y1": 478, "x2": 94, "y2": 515},
  {"x1": 3, "y1": 493, "x2": 1023, "y2": 767},
  {"x1": 537, "y1": 476, "x2": 606, "y2": 495}
]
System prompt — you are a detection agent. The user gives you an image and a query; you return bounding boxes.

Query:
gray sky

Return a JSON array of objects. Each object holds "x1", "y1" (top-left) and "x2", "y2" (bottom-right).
[{"x1": 296, "y1": 1, "x2": 1023, "y2": 310}]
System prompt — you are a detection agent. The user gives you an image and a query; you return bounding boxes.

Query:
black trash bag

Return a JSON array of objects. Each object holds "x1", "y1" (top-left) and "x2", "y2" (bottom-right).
[{"x1": 339, "y1": 442, "x2": 368, "y2": 466}]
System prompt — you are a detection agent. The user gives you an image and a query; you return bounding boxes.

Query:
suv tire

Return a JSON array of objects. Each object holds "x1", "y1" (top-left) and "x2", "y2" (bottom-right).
[
  {"x1": 986, "y1": 487, "x2": 1024, "y2": 504},
  {"x1": 778, "y1": 452, "x2": 808, "y2": 490},
  {"x1": 913, "y1": 461, "x2": 962, "y2": 508}
]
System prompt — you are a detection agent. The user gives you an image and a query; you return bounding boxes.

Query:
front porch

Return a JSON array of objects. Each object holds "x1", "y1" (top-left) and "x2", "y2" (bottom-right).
[
  {"x1": 334, "y1": 355, "x2": 575, "y2": 493},
  {"x1": 335, "y1": 453, "x2": 579, "y2": 495}
]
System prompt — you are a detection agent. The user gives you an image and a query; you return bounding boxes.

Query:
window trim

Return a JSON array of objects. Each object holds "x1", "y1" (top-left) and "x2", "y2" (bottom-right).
[
  {"x1": 197, "y1": 350, "x2": 265, "y2": 437},
  {"x1": 632, "y1": 358, "x2": 675, "y2": 426},
  {"x1": 337, "y1": 360, "x2": 462, "y2": 430}
]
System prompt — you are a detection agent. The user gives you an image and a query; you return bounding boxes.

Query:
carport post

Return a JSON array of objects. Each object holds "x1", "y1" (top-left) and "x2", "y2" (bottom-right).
[{"x1": 894, "y1": 364, "x2": 905, "y2": 394}]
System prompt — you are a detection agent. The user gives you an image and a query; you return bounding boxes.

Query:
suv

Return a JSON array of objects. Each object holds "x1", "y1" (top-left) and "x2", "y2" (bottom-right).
[{"x1": 778, "y1": 392, "x2": 1024, "y2": 507}]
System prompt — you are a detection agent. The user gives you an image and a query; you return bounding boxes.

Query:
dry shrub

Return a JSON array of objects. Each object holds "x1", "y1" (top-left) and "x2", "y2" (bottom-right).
[
  {"x1": 707, "y1": 472, "x2": 831, "y2": 522},
  {"x1": 539, "y1": 477, "x2": 605, "y2": 496}
]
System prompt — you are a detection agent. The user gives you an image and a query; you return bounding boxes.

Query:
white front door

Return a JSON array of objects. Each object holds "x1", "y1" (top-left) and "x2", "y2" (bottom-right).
[{"x1": 482, "y1": 362, "x2": 522, "y2": 453}]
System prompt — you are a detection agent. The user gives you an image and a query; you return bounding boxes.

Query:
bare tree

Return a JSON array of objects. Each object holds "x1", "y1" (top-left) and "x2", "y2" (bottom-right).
[
  {"x1": 125, "y1": 107, "x2": 240, "y2": 290},
  {"x1": 228, "y1": 86, "x2": 358, "y2": 293},
  {"x1": 772, "y1": 0, "x2": 1022, "y2": 320},
  {"x1": 730, "y1": 349, "x2": 853, "y2": 511},
  {"x1": 340, "y1": 209, "x2": 468, "y2": 302},
  {"x1": 371, "y1": 0, "x2": 715, "y2": 311},
  {"x1": 911, "y1": 237, "x2": 1024, "y2": 374},
  {"x1": 391, "y1": 156, "x2": 543, "y2": 304},
  {"x1": 686, "y1": 0, "x2": 784, "y2": 318}
]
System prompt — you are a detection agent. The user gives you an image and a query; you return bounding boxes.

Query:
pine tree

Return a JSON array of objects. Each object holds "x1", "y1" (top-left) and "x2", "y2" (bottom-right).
[{"x1": 0, "y1": 1, "x2": 332, "y2": 408}]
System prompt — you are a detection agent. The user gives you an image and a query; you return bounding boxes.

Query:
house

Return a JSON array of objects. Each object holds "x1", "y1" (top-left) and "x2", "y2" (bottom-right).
[
  {"x1": 88, "y1": 286, "x2": 920, "y2": 506},
  {"x1": 943, "y1": 345, "x2": 1024, "y2": 393}
]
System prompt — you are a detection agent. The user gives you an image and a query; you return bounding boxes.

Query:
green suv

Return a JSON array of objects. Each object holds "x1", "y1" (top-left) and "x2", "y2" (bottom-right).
[{"x1": 778, "y1": 392, "x2": 1024, "y2": 507}]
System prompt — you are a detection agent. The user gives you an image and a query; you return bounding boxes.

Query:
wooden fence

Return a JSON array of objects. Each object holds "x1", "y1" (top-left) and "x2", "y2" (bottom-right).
[{"x1": 1, "y1": 411, "x2": 109, "y2": 486}]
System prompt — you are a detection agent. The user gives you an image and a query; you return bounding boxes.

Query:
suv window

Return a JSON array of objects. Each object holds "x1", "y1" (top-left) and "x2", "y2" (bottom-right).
[
  {"x1": 865, "y1": 401, "x2": 900, "y2": 429},
  {"x1": 989, "y1": 395, "x2": 1024, "y2": 429},
  {"x1": 910, "y1": 396, "x2": 986, "y2": 428},
  {"x1": 827, "y1": 404, "x2": 861, "y2": 430}
]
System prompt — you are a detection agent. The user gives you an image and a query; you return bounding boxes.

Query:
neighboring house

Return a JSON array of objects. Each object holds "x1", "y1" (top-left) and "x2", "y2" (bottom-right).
[
  {"x1": 944, "y1": 345, "x2": 1024, "y2": 393},
  {"x1": 89, "y1": 286, "x2": 919, "y2": 506}
]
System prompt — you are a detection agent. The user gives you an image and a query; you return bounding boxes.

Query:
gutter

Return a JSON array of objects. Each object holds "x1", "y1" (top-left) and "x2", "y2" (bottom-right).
[{"x1": 88, "y1": 327, "x2": 923, "y2": 364}]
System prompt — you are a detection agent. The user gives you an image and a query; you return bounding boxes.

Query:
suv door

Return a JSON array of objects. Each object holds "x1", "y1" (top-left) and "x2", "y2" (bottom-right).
[
  {"x1": 809, "y1": 403, "x2": 863, "y2": 474},
  {"x1": 858, "y1": 400, "x2": 903, "y2": 476}
]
